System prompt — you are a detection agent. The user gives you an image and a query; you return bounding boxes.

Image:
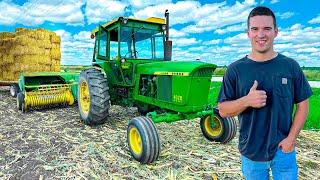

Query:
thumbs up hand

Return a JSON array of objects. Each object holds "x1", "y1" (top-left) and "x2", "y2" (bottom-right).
[{"x1": 245, "y1": 80, "x2": 267, "y2": 108}]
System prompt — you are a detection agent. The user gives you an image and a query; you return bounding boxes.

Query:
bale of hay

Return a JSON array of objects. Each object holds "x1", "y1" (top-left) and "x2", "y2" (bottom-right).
[
  {"x1": 51, "y1": 35, "x2": 61, "y2": 43},
  {"x1": 0, "y1": 32, "x2": 15, "y2": 39},
  {"x1": 0, "y1": 28, "x2": 61, "y2": 81}
]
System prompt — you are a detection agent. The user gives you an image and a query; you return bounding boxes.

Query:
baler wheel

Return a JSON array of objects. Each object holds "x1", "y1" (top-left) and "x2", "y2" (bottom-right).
[
  {"x1": 200, "y1": 109, "x2": 237, "y2": 144},
  {"x1": 10, "y1": 84, "x2": 20, "y2": 97},
  {"x1": 127, "y1": 116, "x2": 160, "y2": 164},
  {"x1": 17, "y1": 92, "x2": 24, "y2": 111},
  {"x1": 78, "y1": 69, "x2": 110, "y2": 125}
]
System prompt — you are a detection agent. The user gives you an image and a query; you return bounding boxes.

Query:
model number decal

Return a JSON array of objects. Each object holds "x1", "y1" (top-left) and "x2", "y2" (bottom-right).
[{"x1": 173, "y1": 95, "x2": 183, "y2": 102}]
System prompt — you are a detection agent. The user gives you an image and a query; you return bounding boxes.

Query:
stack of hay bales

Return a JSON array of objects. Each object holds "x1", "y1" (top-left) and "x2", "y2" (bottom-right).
[{"x1": 0, "y1": 28, "x2": 61, "y2": 81}]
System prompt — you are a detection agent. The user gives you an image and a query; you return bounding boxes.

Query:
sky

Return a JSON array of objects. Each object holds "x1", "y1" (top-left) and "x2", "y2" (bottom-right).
[{"x1": 0, "y1": 0, "x2": 319, "y2": 67}]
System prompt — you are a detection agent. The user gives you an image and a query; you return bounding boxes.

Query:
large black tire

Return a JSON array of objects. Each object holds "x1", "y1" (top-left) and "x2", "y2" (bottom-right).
[
  {"x1": 127, "y1": 116, "x2": 160, "y2": 164},
  {"x1": 78, "y1": 69, "x2": 110, "y2": 125},
  {"x1": 10, "y1": 84, "x2": 20, "y2": 97},
  {"x1": 200, "y1": 108, "x2": 237, "y2": 144},
  {"x1": 16, "y1": 92, "x2": 24, "y2": 110}
]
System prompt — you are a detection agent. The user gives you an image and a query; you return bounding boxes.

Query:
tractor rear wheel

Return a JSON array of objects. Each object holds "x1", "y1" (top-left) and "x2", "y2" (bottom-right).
[
  {"x1": 127, "y1": 116, "x2": 160, "y2": 164},
  {"x1": 78, "y1": 69, "x2": 110, "y2": 125},
  {"x1": 10, "y1": 84, "x2": 20, "y2": 97},
  {"x1": 200, "y1": 109, "x2": 237, "y2": 144}
]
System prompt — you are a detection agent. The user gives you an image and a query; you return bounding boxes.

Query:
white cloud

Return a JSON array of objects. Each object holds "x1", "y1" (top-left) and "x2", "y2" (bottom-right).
[
  {"x1": 203, "y1": 39, "x2": 222, "y2": 45},
  {"x1": 173, "y1": 37, "x2": 202, "y2": 47},
  {"x1": 0, "y1": 1, "x2": 21, "y2": 25},
  {"x1": 270, "y1": 0, "x2": 279, "y2": 4},
  {"x1": 125, "y1": 0, "x2": 172, "y2": 9},
  {"x1": 296, "y1": 48, "x2": 319, "y2": 53},
  {"x1": 276, "y1": 12, "x2": 294, "y2": 19},
  {"x1": 180, "y1": 0, "x2": 255, "y2": 34},
  {"x1": 188, "y1": 46, "x2": 206, "y2": 51},
  {"x1": 55, "y1": 30, "x2": 94, "y2": 65},
  {"x1": 0, "y1": 0, "x2": 85, "y2": 26},
  {"x1": 223, "y1": 33, "x2": 248, "y2": 45},
  {"x1": 308, "y1": 14, "x2": 320, "y2": 24},
  {"x1": 214, "y1": 23, "x2": 246, "y2": 34},
  {"x1": 133, "y1": 1, "x2": 202, "y2": 26},
  {"x1": 170, "y1": 28, "x2": 187, "y2": 38},
  {"x1": 85, "y1": 0, "x2": 127, "y2": 25}
]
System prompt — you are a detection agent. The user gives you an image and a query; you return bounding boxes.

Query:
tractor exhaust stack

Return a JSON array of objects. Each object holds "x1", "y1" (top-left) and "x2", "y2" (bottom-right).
[{"x1": 164, "y1": 9, "x2": 172, "y2": 61}]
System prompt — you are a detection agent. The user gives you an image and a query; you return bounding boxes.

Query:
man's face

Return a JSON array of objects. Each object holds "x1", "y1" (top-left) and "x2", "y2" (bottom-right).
[{"x1": 247, "y1": 15, "x2": 278, "y2": 54}]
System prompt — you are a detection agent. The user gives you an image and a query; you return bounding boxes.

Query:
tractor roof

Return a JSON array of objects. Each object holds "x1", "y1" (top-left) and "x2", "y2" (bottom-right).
[{"x1": 91, "y1": 17, "x2": 165, "y2": 36}]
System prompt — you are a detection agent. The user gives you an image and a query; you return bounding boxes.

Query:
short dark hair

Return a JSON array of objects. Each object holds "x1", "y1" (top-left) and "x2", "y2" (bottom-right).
[{"x1": 247, "y1": 6, "x2": 277, "y2": 29}]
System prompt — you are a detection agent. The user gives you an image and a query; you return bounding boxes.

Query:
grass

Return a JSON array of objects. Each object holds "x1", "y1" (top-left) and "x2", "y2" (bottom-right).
[{"x1": 211, "y1": 81, "x2": 320, "y2": 130}]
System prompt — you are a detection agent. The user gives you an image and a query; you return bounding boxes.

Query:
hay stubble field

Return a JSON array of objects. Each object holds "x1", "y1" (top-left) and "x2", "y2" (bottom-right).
[{"x1": 0, "y1": 86, "x2": 319, "y2": 179}]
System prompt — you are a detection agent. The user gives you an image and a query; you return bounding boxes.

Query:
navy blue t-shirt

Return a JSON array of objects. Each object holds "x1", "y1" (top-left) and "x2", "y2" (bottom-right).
[{"x1": 218, "y1": 53, "x2": 312, "y2": 161}]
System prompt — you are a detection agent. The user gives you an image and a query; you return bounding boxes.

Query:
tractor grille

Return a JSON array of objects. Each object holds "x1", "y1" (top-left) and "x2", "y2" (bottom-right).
[
  {"x1": 157, "y1": 75, "x2": 172, "y2": 102},
  {"x1": 193, "y1": 68, "x2": 214, "y2": 77}
]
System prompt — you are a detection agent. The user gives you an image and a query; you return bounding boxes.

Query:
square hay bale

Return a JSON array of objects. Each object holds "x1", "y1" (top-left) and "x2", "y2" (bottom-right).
[
  {"x1": 51, "y1": 35, "x2": 61, "y2": 43},
  {"x1": 11, "y1": 45, "x2": 46, "y2": 55},
  {"x1": 51, "y1": 48, "x2": 61, "y2": 59},
  {"x1": 1, "y1": 28, "x2": 61, "y2": 77},
  {"x1": 3, "y1": 54, "x2": 14, "y2": 64},
  {"x1": 0, "y1": 32, "x2": 15, "y2": 39}
]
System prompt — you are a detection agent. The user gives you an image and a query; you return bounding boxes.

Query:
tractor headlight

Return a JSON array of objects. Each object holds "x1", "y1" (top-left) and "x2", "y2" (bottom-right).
[
  {"x1": 121, "y1": 58, "x2": 126, "y2": 63},
  {"x1": 122, "y1": 18, "x2": 128, "y2": 24},
  {"x1": 162, "y1": 25, "x2": 166, "y2": 31}
]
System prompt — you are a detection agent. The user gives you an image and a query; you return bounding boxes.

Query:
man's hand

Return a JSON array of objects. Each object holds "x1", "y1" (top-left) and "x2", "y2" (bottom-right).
[
  {"x1": 244, "y1": 80, "x2": 267, "y2": 108},
  {"x1": 278, "y1": 137, "x2": 295, "y2": 153}
]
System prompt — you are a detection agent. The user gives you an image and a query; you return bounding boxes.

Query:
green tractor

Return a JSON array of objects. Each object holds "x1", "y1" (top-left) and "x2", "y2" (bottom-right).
[
  {"x1": 16, "y1": 11, "x2": 237, "y2": 164},
  {"x1": 77, "y1": 11, "x2": 237, "y2": 164}
]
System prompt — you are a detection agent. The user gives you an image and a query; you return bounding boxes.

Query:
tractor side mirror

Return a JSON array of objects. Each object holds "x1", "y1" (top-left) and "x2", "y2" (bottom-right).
[{"x1": 164, "y1": 40, "x2": 172, "y2": 61}]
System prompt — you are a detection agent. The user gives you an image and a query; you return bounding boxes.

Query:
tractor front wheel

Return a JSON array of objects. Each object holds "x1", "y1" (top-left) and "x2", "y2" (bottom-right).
[
  {"x1": 127, "y1": 116, "x2": 160, "y2": 164},
  {"x1": 200, "y1": 109, "x2": 237, "y2": 144},
  {"x1": 78, "y1": 69, "x2": 110, "y2": 125}
]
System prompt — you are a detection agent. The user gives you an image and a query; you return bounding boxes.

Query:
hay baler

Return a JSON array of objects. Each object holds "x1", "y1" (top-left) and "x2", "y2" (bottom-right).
[
  {"x1": 76, "y1": 11, "x2": 237, "y2": 164},
  {"x1": 16, "y1": 72, "x2": 79, "y2": 112}
]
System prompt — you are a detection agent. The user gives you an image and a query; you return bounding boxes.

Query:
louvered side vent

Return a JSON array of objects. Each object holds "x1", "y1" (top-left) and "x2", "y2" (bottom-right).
[{"x1": 157, "y1": 75, "x2": 172, "y2": 102}]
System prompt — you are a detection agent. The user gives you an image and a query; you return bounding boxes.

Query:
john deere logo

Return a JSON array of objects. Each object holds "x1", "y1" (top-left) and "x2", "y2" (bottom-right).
[{"x1": 154, "y1": 72, "x2": 189, "y2": 76}]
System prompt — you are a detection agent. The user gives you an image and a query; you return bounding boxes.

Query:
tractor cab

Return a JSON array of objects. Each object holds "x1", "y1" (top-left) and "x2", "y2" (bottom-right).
[{"x1": 91, "y1": 16, "x2": 169, "y2": 86}]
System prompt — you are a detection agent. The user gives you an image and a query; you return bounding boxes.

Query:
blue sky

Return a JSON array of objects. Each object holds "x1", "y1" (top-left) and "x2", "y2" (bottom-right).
[{"x1": 0, "y1": 0, "x2": 319, "y2": 66}]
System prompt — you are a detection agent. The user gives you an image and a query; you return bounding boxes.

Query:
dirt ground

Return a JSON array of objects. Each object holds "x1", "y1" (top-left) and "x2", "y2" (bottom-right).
[{"x1": 0, "y1": 86, "x2": 319, "y2": 179}]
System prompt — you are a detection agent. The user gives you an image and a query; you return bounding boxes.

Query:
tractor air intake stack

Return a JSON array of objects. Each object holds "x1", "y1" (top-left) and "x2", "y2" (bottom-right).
[{"x1": 164, "y1": 10, "x2": 172, "y2": 61}]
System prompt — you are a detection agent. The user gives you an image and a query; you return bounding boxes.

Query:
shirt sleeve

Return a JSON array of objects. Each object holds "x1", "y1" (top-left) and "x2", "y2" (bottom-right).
[
  {"x1": 217, "y1": 66, "x2": 237, "y2": 103},
  {"x1": 293, "y1": 67, "x2": 313, "y2": 103}
]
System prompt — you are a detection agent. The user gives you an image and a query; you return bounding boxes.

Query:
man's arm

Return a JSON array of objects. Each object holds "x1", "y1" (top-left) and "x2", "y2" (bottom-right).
[
  {"x1": 278, "y1": 99, "x2": 309, "y2": 152},
  {"x1": 218, "y1": 80, "x2": 267, "y2": 118}
]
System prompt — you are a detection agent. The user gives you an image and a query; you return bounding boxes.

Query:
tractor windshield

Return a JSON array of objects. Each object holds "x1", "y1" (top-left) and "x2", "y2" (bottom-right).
[{"x1": 120, "y1": 26, "x2": 164, "y2": 60}]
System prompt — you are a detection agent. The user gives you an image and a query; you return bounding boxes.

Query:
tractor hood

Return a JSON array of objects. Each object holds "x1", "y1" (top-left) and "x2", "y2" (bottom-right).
[{"x1": 136, "y1": 61, "x2": 217, "y2": 76}]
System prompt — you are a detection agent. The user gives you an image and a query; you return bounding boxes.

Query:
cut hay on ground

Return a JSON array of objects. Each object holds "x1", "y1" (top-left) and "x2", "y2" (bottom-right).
[{"x1": 0, "y1": 87, "x2": 319, "y2": 179}]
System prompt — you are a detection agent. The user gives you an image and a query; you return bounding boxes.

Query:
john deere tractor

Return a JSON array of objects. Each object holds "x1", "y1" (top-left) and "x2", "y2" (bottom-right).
[{"x1": 77, "y1": 11, "x2": 237, "y2": 164}]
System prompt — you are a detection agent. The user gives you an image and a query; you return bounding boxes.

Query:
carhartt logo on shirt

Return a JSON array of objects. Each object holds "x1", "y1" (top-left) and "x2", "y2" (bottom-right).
[{"x1": 282, "y1": 78, "x2": 287, "y2": 84}]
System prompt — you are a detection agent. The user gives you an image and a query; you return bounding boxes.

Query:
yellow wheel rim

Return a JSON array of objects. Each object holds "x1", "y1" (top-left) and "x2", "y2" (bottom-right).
[
  {"x1": 80, "y1": 81, "x2": 90, "y2": 114},
  {"x1": 129, "y1": 127, "x2": 142, "y2": 155},
  {"x1": 204, "y1": 116, "x2": 222, "y2": 137}
]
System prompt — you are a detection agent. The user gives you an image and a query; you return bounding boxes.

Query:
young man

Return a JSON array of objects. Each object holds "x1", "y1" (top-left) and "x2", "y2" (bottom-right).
[{"x1": 217, "y1": 6, "x2": 312, "y2": 179}]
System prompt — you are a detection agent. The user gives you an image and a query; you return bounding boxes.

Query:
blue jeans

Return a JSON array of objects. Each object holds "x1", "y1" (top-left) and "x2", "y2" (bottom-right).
[{"x1": 241, "y1": 147, "x2": 298, "y2": 180}]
